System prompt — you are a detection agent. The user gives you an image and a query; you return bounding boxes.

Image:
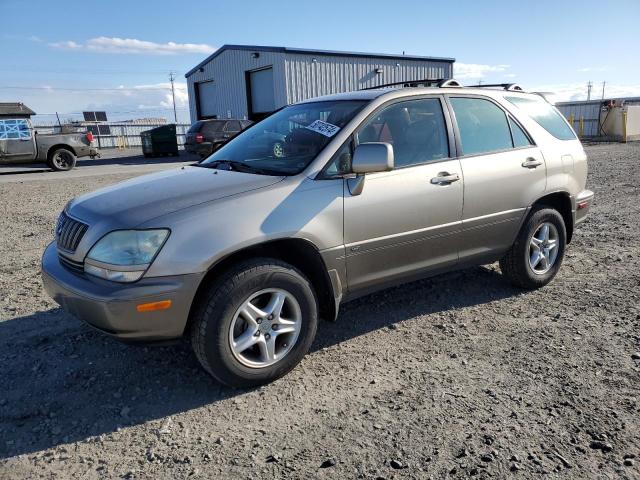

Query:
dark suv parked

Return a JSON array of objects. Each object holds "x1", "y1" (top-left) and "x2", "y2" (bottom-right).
[{"x1": 185, "y1": 119, "x2": 252, "y2": 157}]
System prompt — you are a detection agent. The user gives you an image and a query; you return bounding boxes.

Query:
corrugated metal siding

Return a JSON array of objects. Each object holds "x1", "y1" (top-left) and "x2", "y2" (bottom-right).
[
  {"x1": 284, "y1": 54, "x2": 453, "y2": 104},
  {"x1": 187, "y1": 48, "x2": 453, "y2": 122},
  {"x1": 556, "y1": 101, "x2": 603, "y2": 137},
  {"x1": 187, "y1": 49, "x2": 287, "y2": 123},
  {"x1": 557, "y1": 97, "x2": 640, "y2": 137}
]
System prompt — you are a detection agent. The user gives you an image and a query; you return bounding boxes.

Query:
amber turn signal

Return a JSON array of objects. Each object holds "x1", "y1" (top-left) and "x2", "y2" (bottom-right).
[{"x1": 136, "y1": 300, "x2": 172, "y2": 313}]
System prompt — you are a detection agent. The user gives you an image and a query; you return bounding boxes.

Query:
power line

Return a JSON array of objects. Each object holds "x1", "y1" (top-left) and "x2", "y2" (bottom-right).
[
  {"x1": 0, "y1": 85, "x2": 177, "y2": 92},
  {"x1": 32, "y1": 107, "x2": 189, "y2": 116}
]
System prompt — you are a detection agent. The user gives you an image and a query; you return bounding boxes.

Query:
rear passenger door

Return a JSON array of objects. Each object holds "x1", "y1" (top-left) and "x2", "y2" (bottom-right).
[{"x1": 447, "y1": 95, "x2": 546, "y2": 262}]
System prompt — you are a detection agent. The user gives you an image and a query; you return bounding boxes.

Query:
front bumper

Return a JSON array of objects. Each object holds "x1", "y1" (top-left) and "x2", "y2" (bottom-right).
[{"x1": 41, "y1": 242, "x2": 204, "y2": 341}]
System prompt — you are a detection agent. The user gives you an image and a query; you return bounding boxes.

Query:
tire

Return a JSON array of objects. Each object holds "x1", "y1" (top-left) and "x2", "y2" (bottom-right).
[
  {"x1": 191, "y1": 258, "x2": 318, "y2": 387},
  {"x1": 500, "y1": 206, "x2": 567, "y2": 289},
  {"x1": 48, "y1": 148, "x2": 77, "y2": 171}
]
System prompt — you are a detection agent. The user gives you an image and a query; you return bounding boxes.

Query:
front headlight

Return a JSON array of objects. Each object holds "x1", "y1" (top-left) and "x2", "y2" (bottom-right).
[{"x1": 84, "y1": 229, "x2": 169, "y2": 282}]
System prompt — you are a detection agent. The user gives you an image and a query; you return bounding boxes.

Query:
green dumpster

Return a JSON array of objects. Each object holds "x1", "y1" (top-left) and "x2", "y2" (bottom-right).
[{"x1": 141, "y1": 124, "x2": 179, "y2": 157}]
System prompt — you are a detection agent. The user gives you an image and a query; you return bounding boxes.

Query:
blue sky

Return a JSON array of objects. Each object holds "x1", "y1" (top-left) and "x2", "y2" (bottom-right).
[{"x1": 1, "y1": 0, "x2": 639, "y2": 123}]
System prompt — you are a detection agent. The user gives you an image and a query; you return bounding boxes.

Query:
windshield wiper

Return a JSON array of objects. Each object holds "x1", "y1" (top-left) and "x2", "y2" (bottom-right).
[{"x1": 196, "y1": 160, "x2": 281, "y2": 176}]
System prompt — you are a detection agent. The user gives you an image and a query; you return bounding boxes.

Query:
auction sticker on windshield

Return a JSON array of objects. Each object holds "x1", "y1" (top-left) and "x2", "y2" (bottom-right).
[{"x1": 305, "y1": 120, "x2": 340, "y2": 137}]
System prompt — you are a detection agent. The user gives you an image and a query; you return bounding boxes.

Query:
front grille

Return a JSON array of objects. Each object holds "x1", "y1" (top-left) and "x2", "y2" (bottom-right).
[
  {"x1": 56, "y1": 212, "x2": 88, "y2": 253},
  {"x1": 58, "y1": 254, "x2": 85, "y2": 274}
]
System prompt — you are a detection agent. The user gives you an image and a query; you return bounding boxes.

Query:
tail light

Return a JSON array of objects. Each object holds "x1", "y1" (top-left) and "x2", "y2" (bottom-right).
[
  {"x1": 195, "y1": 133, "x2": 204, "y2": 144},
  {"x1": 86, "y1": 132, "x2": 94, "y2": 143}
]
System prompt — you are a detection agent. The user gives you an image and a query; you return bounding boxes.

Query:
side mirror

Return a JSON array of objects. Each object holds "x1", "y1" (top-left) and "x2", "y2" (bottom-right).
[
  {"x1": 348, "y1": 143, "x2": 394, "y2": 196},
  {"x1": 351, "y1": 142, "x2": 394, "y2": 174}
]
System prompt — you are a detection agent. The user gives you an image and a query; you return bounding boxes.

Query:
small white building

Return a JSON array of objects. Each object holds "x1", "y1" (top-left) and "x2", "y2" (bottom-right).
[{"x1": 185, "y1": 44, "x2": 455, "y2": 122}]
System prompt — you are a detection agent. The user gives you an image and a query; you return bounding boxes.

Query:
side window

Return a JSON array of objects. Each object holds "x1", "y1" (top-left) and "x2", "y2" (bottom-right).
[
  {"x1": 506, "y1": 96, "x2": 576, "y2": 140},
  {"x1": 202, "y1": 121, "x2": 224, "y2": 136},
  {"x1": 450, "y1": 97, "x2": 513, "y2": 156},
  {"x1": 509, "y1": 117, "x2": 533, "y2": 148},
  {"x1": 225, "y1": 121, "x2": 241, "y2": 132},
  {"x1": 0, "y1": 119, "x2": 31, "y2": 140},
  {"x1": 356, "y1": 98, "x2": 449, "y2": 168},
  {"x1": 323, "y1": 141, "x2": 353, "y2": 177}
]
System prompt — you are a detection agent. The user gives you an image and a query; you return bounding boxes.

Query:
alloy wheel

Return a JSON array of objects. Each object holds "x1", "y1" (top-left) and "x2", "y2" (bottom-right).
[
  {"x1": 529, "y1": 222, "x2": 559, "y2": 275},
  {"x1": 273, "y1": 142, "x2": 284, "y2": 158},
  {"x1": 228, "y1": 288, "x2": 302, "y2": 368},
  {"x1": 53, "y1": 151, "x2": 73, "y2": 169}
]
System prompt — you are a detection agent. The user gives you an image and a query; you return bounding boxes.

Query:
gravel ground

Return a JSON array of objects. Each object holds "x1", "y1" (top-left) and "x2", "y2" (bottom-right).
[{"x1": 0, "y1": 143, "x2": 638, "y2": 479}]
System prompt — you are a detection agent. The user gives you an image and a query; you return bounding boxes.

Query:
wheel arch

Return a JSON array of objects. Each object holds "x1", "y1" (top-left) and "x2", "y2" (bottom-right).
[
  {"x1": 47, "y1": 144, "x2": 77, "y2": 159},
  {"x1": 185, "y1": 238, "x2": 338, "y2": 335},
  {"x1": 532, "y1": 191, "x2": 574, "y2": 243}
]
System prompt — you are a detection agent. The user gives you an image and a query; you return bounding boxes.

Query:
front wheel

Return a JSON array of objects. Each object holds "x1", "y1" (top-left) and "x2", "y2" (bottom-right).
[
  {"x1": 48, "y1": 148, "x2": 77, "y2": 171},
  {"x1": 500, "y1": 206, "x2": 567, "y2": 289},
  {"x1": 190, "y1": 258, "x2": 318, "y2": 387}
]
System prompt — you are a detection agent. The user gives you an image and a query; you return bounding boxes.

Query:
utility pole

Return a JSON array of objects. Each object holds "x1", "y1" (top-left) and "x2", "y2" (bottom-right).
[
  {"x1": 169, "y1": 71, "x2": 178, "y2": 124},
  {"x1": 587, "y1": 80, "x2": 593, "y2": 101},
  {"x1": 601, "y1": 81, "x2": 606, "y2": 100}
]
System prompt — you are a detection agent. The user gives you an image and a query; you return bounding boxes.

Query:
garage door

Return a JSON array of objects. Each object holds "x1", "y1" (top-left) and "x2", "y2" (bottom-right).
[
  {"x1": 197, "y1": 81, "x2": 217, "y2": 119},
  {"x1": 248, "y1": 67, "x2": 275, "y2": 120}
]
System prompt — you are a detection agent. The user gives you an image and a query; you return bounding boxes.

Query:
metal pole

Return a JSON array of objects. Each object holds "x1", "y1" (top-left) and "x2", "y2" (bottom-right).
[
  {"x1": 169, "y1": 71, "x2": 178, "y2": 124},
  {"x1": 55, "y1": 112, "x2": 62, "y2": 131},
  {"x1": 587, "y1": 81, "x2": 593, "y2": 101},
  {"x1": 601, "y1": 81, "x2": 606, "y2": 100}
]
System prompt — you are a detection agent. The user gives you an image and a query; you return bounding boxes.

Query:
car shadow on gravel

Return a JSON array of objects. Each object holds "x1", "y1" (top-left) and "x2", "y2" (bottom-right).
[{"x1": 0, "y1": 265, "x2": 521, "y2": 459}]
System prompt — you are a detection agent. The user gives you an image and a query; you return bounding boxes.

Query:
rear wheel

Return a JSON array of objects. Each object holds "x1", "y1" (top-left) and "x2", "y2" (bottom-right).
[
  {"x1": 48, "y1": 148, "x2": 77, "y2": 171},
  {"x1": 500, "y1": 206, "x2": 567, "y2": 289},
  {"x1": 191, "y1": 258, "x2": 318, "y2": 387}
]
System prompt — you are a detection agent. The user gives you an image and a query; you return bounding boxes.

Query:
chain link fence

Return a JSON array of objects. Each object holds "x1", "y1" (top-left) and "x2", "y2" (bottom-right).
[{"x1": 33, "y1": 123, "x2": 191, "y2": 149}]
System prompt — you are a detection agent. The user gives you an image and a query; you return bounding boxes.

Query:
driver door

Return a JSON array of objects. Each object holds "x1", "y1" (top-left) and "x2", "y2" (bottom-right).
[
  {"x1": 0, "y1": 119, "x2": 36, "y2": 163},
  {"x1": 343, "y1": 97, "x2": 464, "y2": 294}
]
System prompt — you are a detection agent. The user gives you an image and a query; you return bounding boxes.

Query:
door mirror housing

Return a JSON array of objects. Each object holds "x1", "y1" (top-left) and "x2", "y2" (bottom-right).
[{"x1": 351, "y1": 142, "x2": 394, "y2": 174}]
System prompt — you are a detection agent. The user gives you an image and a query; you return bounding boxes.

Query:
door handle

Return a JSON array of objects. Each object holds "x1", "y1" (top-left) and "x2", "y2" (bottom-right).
[
  {"x1": 522, "y1": 157, "x2": 543, "y2": 168},
  {"x1": 430, "y1": 172, "x2": 460, "y2": 185}
]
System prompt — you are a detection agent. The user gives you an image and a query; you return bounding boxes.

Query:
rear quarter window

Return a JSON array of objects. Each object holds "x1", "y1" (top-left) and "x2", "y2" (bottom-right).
[{"x1": 506, "y1": 96, "x2": 576, "y2": 140}]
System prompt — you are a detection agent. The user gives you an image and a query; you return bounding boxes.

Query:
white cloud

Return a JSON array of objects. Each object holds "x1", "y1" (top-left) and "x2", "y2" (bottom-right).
[
  {"x1": 530, "y1": 82, "x2": 640, "y2": 103},
  {"x1": 49, "y1": 40, "x2": 82, "y2": 50},
  {"x1": 49, "y1": 37, "x2": 215, "y2": 55},
  {"x1": 26, "y1": 82, "x2": 191, "y2": 123},
  {"x1": 454, "y1": 63, "x2": 510, "y2": 79}
]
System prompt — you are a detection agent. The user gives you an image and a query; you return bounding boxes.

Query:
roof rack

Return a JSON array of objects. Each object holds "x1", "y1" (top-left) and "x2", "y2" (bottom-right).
[
  {"x1": 360, "y1": 78, "x2": 462, "y2": 91},
  {"x1": 468, "y1": 83, "x2": 524, "y2": 92}
]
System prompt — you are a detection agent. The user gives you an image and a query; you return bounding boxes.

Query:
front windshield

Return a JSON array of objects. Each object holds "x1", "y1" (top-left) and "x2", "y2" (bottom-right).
[{"x1": 200, "y1": 100, "x2": 367, "y2": 175}]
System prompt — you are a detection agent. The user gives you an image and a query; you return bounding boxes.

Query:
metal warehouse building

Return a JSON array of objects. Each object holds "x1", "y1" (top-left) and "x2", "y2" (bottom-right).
[{"x1": 185, "y1": 44, "x2": 455, "y2": 122}]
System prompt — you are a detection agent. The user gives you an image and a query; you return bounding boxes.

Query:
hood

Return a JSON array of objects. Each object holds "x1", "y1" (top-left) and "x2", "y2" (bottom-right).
[{"x1": 67, "y1": 166, "x2": 284, "y2": 227}]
